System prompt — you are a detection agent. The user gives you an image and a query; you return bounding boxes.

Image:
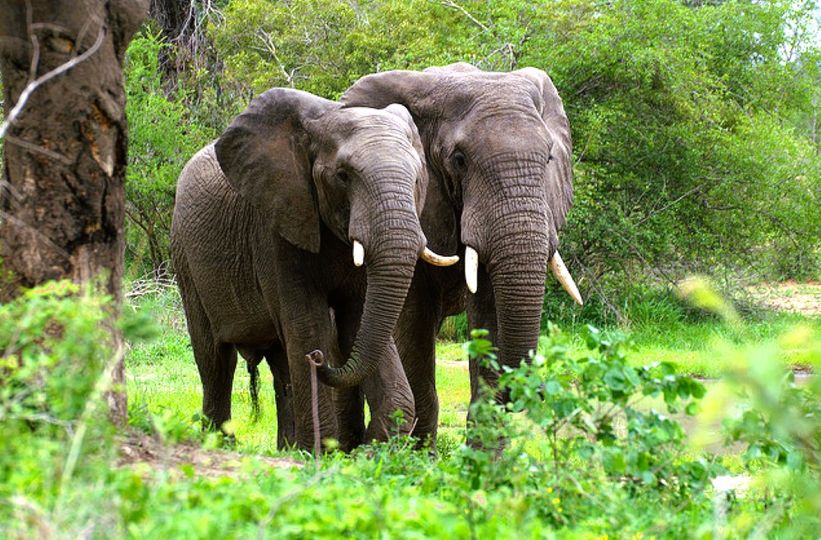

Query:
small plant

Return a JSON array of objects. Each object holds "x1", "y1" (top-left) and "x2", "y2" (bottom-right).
[
  {"x1": 458, "y1": 323, "x2": 714, "y2": 529},
  {"x1": 719, "y1": 332, "x2": 821, "y2": 537}
]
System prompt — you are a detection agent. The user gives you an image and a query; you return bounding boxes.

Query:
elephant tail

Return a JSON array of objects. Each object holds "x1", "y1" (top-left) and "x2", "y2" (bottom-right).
[{"x1": 248, "y1": 360, "x2": 261, "y2": 422}]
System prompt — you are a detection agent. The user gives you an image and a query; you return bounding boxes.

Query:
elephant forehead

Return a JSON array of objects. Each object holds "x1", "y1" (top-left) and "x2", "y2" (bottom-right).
[
  {"x1": 328, "y1": 107, "x2": 408, "y2": 134},
  {"x1": 436, "y1": 77, "x2": 538, "y2": 117},
  {"x1": 339, "y1": 136, "x2": 423, "y2": 173}
]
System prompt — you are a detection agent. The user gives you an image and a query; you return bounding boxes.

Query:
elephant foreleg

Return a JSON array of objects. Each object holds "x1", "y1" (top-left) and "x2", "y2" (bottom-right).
[
  {"x1": 394, "y1": 287, "x2": 442, "y2": 450},
  {"x1": 331, "y1": 304, "x2": 366, "y2": 451},
  {"x1": 361, "y1": 339, "x2": 416, "y2": 442},
  {"x1": 281, "y1": 310, "x2": 340, "y2": 452},
  {"x1": 265, "y1": 347, "x2": 296, "y2": 450}
]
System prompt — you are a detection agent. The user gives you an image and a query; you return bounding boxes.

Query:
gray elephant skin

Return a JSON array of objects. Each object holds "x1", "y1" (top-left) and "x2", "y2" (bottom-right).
[
  {"x1": 171, "y1": 88, "x2": 452, "y2": 451},
  {"x1": 340, "y1": 63, "x2": 581, "y2": 446}
]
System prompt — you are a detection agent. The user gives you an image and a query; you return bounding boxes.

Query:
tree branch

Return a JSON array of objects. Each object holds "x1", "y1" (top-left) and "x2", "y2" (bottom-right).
[{"x1": 431, "y1": 0, "x2": 489, "y2": 32}]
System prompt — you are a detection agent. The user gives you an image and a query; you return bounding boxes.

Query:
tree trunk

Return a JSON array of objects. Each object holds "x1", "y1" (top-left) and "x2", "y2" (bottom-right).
[
  {"x1": 0, "y1": 0, "x2": 148, "y2": 424},
  {"x1": 149, "y1": 0, "x2": 194, "y2": 88}
]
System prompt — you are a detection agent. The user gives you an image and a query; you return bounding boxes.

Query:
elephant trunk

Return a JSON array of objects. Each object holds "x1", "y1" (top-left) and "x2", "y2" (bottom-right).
[
  {"x1": 317, "y1": 201, "x2": 422, "y2": 388},
  {"x1": 491, "y1": 252, "x2": 549, "y2": 371},
  {"x1": 485, "y1": 198, "x2": 551, "y2": 376}
]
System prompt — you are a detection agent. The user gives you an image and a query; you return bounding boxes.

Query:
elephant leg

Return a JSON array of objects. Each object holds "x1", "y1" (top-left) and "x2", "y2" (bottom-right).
[
  {"x1": 331, "y1": 304, "x2": 366, "y2": 451},
  {"x1": 265, "y1": 346, "x2": 296, "y2": 450},
  {"x1": 194, "y1": 338, "x2": 238, "y2": 432},
  {"x1": 362, "y1": 339, "x2": 416, "y2": 442},
  {"x1": 394, "y1": 287, "x2": 442, "y2": 449},
  {"x1": 466, "y1": 264, "x2": 499, "y2": 416},
  {"x1": 178, "y1": 273, "x2": 237, "y2": 432},
  {"x1": 282, "y1": 314, "x2": 339, "y2": 452}
]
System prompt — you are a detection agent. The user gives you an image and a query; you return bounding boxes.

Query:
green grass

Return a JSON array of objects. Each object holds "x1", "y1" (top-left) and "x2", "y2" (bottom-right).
[
  {"x1": 5, "y1": 282, "x2": 818, "y2": 538},
  {"x1": 438, "y1": 313, "x2": 818, "y2": 378},
  {"x1": 125, "y1": 287, "x2": 818, "y2": 454}
]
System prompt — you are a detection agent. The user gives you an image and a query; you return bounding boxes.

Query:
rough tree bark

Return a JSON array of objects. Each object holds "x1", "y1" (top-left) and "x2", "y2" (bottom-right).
[{"x1": 0, "y1": 0, "x2": 149, "y2": 424}]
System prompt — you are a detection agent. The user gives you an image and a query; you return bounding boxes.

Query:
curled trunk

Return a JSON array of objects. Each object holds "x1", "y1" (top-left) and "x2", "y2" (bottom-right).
[{"x1": 317, "y1": 217, "x2": 420, "y2": 388}]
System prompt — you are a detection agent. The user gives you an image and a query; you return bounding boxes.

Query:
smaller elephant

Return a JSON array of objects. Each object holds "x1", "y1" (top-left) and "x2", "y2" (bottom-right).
[{"x1": 171, "y1": 88, "x2": 457, "y2": 451}]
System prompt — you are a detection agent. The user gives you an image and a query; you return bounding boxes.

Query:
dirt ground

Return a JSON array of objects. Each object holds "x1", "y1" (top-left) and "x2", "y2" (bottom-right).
[
  {"x1": 118, "y1": 431, "x2": 302, "y2": 479},
  {"x1": 746, "y1": 281, "x2": 821, "y2": 316}
]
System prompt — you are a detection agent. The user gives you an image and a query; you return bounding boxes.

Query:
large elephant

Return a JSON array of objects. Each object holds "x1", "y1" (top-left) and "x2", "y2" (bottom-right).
[
  {"x1": 340, "y1": 63, "x2": 582, "y2": 446},
  {"x1": 170, "y1": 88, "x2": 457, "y2": 451}
]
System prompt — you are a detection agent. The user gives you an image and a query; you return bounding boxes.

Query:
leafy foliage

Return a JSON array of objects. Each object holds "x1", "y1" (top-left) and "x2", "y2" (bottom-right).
[
  {"x1": 1, "y1": 280, "x2": 818, "y2": 537},
  {"x1": 720, "y1": 329, "x2": 821, "y2": 537},
  {"x1": 460, "y1": 326, "x2": 715, "y2": 530},
  {"x1": 524, "y1": 0, "x2": 819, "y2": 284},
  {"x1": 125, "y1": 30, "x2": 216, "y2": 276},
  {"x1": 0, "y1": 282, "x2": 112, "y2": 509}
]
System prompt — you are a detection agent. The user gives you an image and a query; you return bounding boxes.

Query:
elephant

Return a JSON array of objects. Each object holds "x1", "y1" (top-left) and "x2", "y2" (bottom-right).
[
  {"x1": 340, "y1": 63, "x2": 583, "y2": 447},
  {"x1": 170, "y1": 88, "x2": 458, "y2": 451}
]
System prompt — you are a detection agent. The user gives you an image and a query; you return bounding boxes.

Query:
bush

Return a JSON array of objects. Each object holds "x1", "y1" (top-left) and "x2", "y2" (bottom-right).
[
  {"x1": 0, "y1": 282, "x2": 114, "y2": 529},
  {"x1": 720, "y1": 328, "x2": 821, "y2": 537},
  {"x1": 458, "y1": 326, "x2": 715, "y2": 532},
  {"x1": 125, "y1": 30, "x2": 217, "y2": 277}
]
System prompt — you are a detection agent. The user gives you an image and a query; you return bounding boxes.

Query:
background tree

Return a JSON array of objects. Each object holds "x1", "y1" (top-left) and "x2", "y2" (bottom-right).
[
  {"x1": 121, "y1": 0, "x2": 819, "y2": 318},
  {"x1": 0, "y1": 0, "x2": 149, "y2": 422}
]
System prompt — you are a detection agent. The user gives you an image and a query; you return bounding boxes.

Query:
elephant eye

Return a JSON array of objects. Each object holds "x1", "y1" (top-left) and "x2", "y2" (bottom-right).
[
  {"x1": 547, "y1": 153, "x2": 554, "y2": 163},
  {"x1": 335, "y1": 169, "x2": 350, "y2": 184},
  {"x1": 451, "y1": 150, "x2": 467, "y2": 173}
]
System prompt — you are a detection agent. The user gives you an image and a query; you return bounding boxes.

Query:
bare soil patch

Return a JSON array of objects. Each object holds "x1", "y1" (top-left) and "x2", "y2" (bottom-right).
[
  {"x1": 746, "y1": 281, "x2": 820, "y2": 316},
  {"x1": 118, "y1": 431, "x2": 301, "y2": 479}
]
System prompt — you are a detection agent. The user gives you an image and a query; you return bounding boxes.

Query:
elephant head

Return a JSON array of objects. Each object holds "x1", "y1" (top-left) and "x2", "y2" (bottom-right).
[
  {"x1": 214, "y1": 88, "x2": 457, "y2": 388},
  {"x1": 341, "y1": 65, "x2": 581, "y2": 381}
]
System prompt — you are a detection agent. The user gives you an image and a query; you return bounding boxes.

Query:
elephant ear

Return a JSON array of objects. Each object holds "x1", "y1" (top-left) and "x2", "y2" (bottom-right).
[
  {"x1": 215, "y1": 88, "x2": 338, "y2": 253},
  {"x1": 510, "y1": 68, "x2": 574, "y2": 234},
  {"x1": 341, "y1": 70, "x2": 439, "y2": 119}
]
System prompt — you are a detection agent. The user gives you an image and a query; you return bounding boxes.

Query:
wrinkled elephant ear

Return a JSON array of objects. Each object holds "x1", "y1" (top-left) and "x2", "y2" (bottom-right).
[
  {"x1": 510, "y1": 68, "x2": 574, "y2": 235},
  {"x1": 215, "y1": 88, "x2": 338, "y2": 253},
  {"x1": 341, "y1": 70, "x2": 439, "y2": 120}
]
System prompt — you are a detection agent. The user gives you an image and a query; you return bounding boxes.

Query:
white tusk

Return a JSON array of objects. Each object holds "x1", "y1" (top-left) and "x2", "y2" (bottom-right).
[
  {"x1": 464, "y1": 246, "x2": 478, "y2": 294},
  {"x1": 353, "y1": 240, "x2": 364, "y2": 267},
  {"x1": 549, "y1": 251, "x2": 583, "y2": 306},
  {"x1": 420, "y1": 247, "x2": 459, "y2": 267}
]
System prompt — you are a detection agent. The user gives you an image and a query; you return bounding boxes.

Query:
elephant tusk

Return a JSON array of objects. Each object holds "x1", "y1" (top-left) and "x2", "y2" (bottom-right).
[
  {"x1": 549, "y1": 251, "x2": 583, "y2": 306},
  {"x1": 464, "y1": 246, "x2": 478, "y2": 294},
  {"x1": 353, "y1": 240, "x2": 365, "y2": 267},
  {"x1": 420, "y1": 247, "x2": 459, "y2": 267}
]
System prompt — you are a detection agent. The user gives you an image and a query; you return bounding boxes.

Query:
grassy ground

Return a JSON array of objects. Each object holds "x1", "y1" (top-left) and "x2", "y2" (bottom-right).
[
  {"x1": 125, "y1": 285, "x2": 818, "y2": 455},
  {"x1": 4, "y1": 281, "x2": 817, "y2": 537}
]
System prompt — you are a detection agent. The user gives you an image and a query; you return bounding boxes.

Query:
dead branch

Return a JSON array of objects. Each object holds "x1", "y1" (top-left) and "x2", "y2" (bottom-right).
[{"x1": 430, "y1": 0, "x2": 489, "y2": 32}]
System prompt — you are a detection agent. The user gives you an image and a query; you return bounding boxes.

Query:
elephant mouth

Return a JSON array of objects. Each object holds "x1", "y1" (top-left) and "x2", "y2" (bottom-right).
[{"x1": 463, "y1": 245, "x2": 582, "y2": 305}]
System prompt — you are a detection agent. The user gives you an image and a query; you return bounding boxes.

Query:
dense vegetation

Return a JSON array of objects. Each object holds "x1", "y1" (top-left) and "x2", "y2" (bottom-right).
[
  {"x1": 0, "y1": 279, "x2": 818, "y2": 537},
  {"x1": 125, "y1": 0, "x2": 819, "y2": 315},
  {"x1": 1, "y1": 0, "x2": 819, "y2": 537}
]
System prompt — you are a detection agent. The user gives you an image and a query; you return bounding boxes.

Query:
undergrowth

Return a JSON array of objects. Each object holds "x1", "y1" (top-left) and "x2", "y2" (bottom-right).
[{"x1": 0, "y1": 279, "x2": 818, "y2": 538}]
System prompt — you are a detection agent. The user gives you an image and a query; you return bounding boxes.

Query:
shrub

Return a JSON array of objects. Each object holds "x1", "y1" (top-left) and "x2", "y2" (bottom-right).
[
  {"x1": 458, "y1": 326, "x2": 715, "y2": 532},
  {"x1": 125, "y1": 30, "x2": 216, "y2": 277},
  {"x1": 0, "y1": 282, "x2": 113, "y2": 524}
]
